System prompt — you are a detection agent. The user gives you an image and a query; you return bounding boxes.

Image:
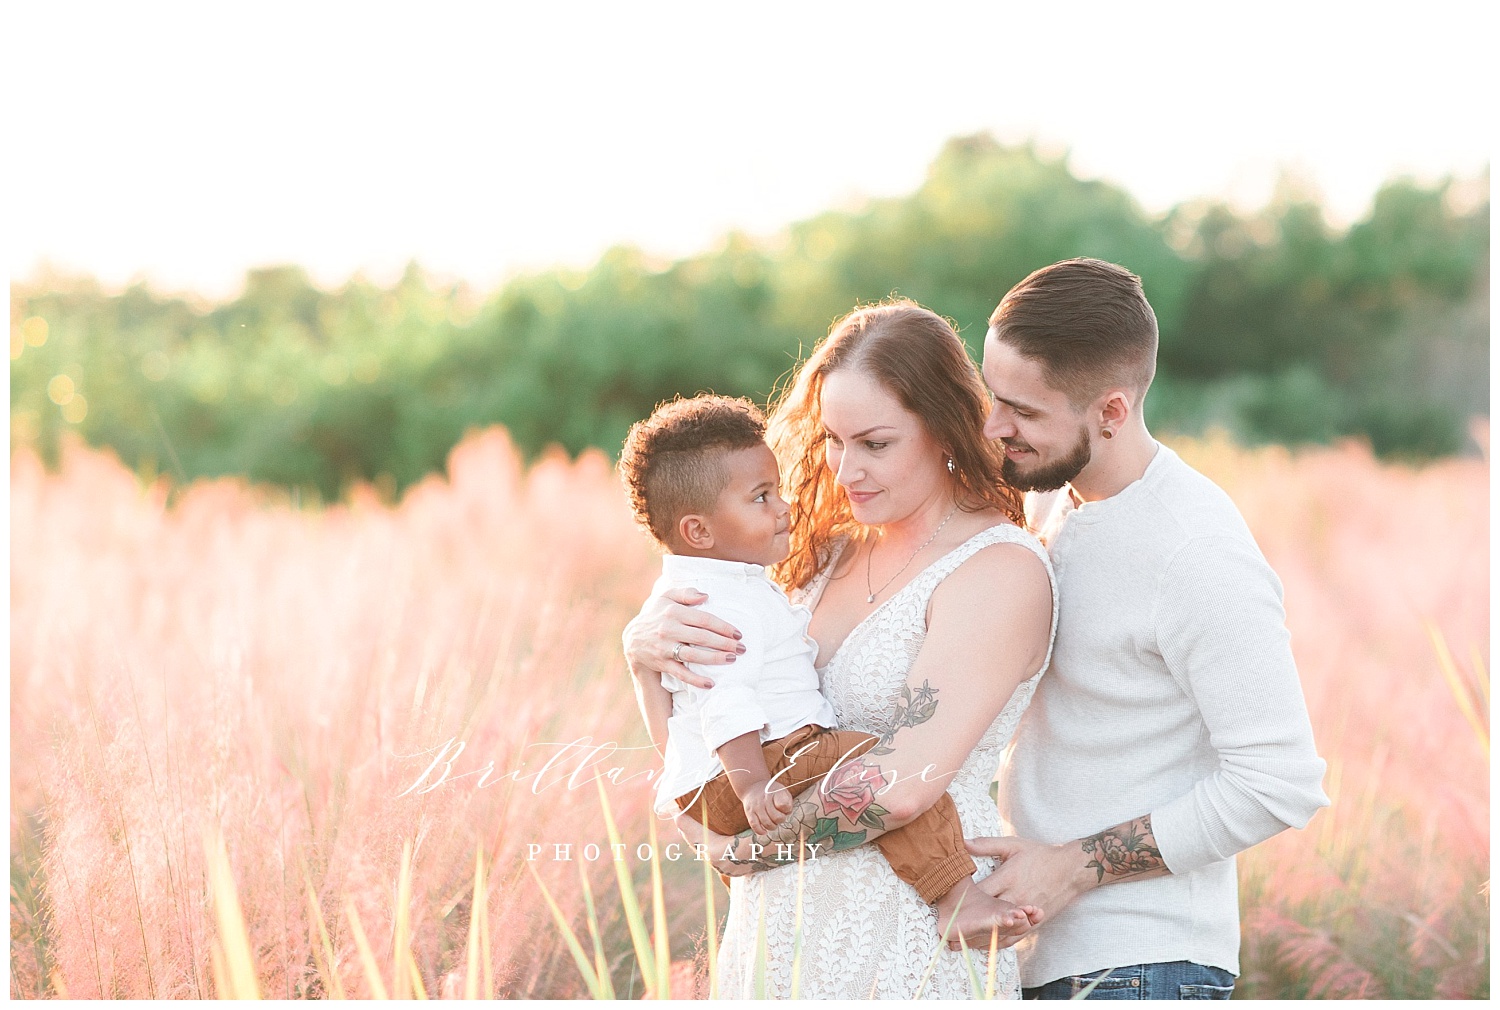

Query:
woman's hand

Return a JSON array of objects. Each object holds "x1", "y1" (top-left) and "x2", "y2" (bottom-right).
[{"x1": 624, "y1": 587, "x2": 745, "y2": 688}]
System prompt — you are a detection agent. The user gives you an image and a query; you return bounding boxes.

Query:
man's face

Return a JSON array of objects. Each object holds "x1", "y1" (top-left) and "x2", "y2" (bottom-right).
[{"x1": 980, "y1": 328, "x2": 1093, "y2": 493}]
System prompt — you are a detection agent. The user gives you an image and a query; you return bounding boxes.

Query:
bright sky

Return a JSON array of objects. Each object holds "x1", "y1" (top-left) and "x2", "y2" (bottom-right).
[{"x1": 8, "y1": 1, "x2": 1492, "y2": 297}]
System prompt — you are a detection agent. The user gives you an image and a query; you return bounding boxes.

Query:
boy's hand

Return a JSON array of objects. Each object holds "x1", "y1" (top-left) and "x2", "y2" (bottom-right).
[{"x1": 741, "y1": 780, "x2": 795, "y2": 834}]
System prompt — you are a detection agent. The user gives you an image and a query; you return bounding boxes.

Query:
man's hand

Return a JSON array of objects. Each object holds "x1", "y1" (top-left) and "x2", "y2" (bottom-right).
[
  {"x1": 966, "y1": 835, "x2": 1093, "y2": 920},
  {"x1": 740, "y1": 781, "x2": 794, "y2": 835},
  {"x1": 624, "y1": 588, "x2": 744, "y2": 688},
  {"x1": 970, "y1": 816, "x2": 1169, "y2": 921}
]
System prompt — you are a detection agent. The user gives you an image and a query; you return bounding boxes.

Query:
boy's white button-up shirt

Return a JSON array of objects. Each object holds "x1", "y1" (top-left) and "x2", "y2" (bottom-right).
[{"x1": 645, "y1": 554, "x2": 836, "y2": 815}]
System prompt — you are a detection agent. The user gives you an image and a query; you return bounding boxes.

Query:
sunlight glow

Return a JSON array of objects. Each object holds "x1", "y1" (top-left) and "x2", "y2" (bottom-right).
[{"x1": 5, "y1": 3, "x2": 1489, "y2": 296}]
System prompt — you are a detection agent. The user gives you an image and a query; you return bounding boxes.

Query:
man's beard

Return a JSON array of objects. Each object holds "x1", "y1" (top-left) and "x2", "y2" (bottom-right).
[{"x1": 1000, "y1": 426, "x2": 1092, "y2": 492}]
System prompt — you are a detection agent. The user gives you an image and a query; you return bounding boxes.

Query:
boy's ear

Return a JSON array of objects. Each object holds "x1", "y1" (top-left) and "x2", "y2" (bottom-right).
[{"x1": 678, "y1": 514, "x2": 714, "y2": 550}]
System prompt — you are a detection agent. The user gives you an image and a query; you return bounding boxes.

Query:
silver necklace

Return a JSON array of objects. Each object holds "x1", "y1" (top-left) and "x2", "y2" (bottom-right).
[{"x1": 865, "y1": 503, "x2": 959, "y2": 604}]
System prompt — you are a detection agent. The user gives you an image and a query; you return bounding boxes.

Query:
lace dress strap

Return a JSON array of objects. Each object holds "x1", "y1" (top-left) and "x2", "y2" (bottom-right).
[{"x1": 910, "y1": 523, "x2": 1059, "y2": 675}]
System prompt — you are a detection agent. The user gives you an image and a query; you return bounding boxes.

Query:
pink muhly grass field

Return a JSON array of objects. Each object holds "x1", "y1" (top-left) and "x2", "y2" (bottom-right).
[
  {"x1": 1175, "y1": 433, "x2": 1489, "y2": 999},
  {"x1": 9, "y1": 427, "x2": 1490, "y2": 999}
]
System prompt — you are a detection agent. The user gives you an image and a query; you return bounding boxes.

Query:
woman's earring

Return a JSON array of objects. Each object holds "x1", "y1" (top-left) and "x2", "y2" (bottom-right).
[{"x1": 946, "y1": 456, "x2": 956, "y2": 474}]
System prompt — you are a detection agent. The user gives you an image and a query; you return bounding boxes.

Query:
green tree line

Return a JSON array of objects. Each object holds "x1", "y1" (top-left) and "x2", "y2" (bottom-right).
[{"x1": 11, "y1": 136, "x2": 1489, "y2": 501}]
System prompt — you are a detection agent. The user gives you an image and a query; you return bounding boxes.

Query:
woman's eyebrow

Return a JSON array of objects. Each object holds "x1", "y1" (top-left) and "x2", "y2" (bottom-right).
[{"x1": 846, "y1": 425, "x2": 896, "y2": 439}]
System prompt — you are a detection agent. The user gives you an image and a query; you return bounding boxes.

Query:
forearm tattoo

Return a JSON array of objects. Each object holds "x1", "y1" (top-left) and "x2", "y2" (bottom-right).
[
  {"x1": 1080, "y1": 815, "x2": 1165, "y2": 883},
  {"x1": 723, "y1": 681, "x2": 939, "y2": 870}
]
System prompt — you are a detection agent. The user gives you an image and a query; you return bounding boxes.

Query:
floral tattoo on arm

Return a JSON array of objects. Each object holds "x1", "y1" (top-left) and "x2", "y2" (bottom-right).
[
  {"x1": 1080, "y1": 815, "x2": 1165, "y2": 883},
  {"x1": 722, "y1": 681, "x2": 939, "y2": 870}
]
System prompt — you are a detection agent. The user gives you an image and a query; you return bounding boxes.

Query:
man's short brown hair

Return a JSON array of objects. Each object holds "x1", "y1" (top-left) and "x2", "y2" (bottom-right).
[
  {"x1": 619, "y1": 395, "x2": 767, "y2": 548},
  {"x1": 988, "y1": 258, "x2": 1158, "y2": 406}
]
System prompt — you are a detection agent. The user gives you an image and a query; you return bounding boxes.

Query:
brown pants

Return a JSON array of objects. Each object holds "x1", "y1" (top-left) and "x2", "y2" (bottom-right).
[{"x1": 675, "y1": 724, "x2": 976, "y2": 904}]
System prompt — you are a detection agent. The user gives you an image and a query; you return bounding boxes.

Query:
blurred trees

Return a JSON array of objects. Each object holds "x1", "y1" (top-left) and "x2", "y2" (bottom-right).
[{"x1": 11, "y1": 136, "x2": 1489, "y2": 500}]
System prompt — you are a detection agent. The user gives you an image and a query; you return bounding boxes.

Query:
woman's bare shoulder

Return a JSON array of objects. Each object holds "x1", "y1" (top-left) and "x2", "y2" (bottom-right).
[
  {"x1": 936, "y1": 530, "x2": 1051, "y2": 607},
  {"x1": 925, "y1": 532, "x2": 1053, "y2": 672}
]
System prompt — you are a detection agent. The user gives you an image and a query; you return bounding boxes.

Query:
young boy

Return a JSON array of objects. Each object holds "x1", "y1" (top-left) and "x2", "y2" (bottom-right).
[{"x1": 618, "y1": 393, "x2": 1038, "y2": 945}]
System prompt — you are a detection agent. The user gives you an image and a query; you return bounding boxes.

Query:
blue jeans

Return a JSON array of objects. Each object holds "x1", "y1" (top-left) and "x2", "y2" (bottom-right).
[{"x1": 1023, "y1": 961, "x2": 1236, "y2": 1000}]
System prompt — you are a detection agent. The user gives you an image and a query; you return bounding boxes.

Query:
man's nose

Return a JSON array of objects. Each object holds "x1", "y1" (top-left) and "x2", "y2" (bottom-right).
[{"x1": 984, "y1": 404, "x2": 1016, "y2": 441}]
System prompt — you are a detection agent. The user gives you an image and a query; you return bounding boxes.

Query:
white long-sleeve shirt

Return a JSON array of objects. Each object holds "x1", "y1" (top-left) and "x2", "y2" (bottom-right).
[
  {"x1": 1002, "y1": 441, "x2": 1329, "y2": 987},
  {"x1": 646, "y1": 554, "x2": 836, "y2": 816}
]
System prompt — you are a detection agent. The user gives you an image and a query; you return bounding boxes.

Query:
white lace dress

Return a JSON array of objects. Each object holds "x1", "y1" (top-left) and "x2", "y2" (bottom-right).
[{"x1": 715, "y1": 523, "x2": 1058, "y2": 999}]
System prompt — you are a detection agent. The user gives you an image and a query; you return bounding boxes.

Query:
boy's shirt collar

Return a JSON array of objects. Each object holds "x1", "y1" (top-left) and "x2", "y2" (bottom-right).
[{"x1": 660, "y1": 553, "x2": 770, "y2": 583}]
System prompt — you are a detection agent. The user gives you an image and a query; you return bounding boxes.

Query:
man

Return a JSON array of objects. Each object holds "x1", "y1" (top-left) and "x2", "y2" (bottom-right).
[{"x1": 967, "y1": 257, "x2": 1329, "y2": 999}]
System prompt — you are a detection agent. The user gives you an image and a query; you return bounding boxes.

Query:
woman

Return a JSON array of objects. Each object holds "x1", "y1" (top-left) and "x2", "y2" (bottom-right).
[{"x1": 625, "y1": 301, "x2": 1056, "y2": 998}]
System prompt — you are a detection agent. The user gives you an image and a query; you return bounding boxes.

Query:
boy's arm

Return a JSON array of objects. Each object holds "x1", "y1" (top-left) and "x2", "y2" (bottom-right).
[
  {"x1": 631, "y1": 671, "x2": 673, "y2": 758},
  {"x1": 716, "y1": 731, "x2": 795, "y2": 835},
  {"x1": 716, "y1": 731, "x2": 773, "y2": 797}
]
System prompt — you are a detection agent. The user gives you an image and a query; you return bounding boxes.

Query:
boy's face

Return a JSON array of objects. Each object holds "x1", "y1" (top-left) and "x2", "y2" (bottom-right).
[{"x1": 695, "y1": 442, "x2": 791, "y2": 566}]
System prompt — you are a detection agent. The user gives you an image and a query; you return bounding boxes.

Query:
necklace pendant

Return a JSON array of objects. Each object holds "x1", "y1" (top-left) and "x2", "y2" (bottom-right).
[{"x1": 867, "y1": 594, "x2": 876, "y2": 604}]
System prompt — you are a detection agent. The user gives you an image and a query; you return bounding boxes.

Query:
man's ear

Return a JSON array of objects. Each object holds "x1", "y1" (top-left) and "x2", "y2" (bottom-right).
[
  {"x1": 678, "y1": 514, "x2": 714, "y2": 550},
  {"x1": 1096, "y1": 387, "x2": 1134, "y2": 438}
]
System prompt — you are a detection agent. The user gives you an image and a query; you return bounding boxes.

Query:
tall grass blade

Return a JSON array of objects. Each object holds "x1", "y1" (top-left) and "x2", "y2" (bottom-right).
[
  {"x1": 202, "y1": 827, "x2": 261, "y2": 999},
  {"x1": 577, "y1": 858, "x2": 616, "y2": 998},
  {"x1": 1469, "y1": 645, "x2": 1489, "y2": 709},
  {"x1": 479, "y1": 847, "x2": 493, "y2": 999},
  {"x1": 393, "y1": 838, "x2": 414, "y2": 999},
  {"x1": 463, "y1": 844, "x2": 486, "y2": 1000},
  {"x1": 407, "y1": 947, "x2": 428, "y2": 999},
  {"x1": 1071, "y1": 969, "x2": 1112, "y2": 999},
  {"x1": 914, "y1": 886, "x2": 962, "y2": 998},
  {"x1": 344, "y1": 901, "x2": 389, "y2": 999},
  {"x1": 303, "y1": 876, "x2": 346, "y2": 999},
  {"x1": 957, "y1": 930, "x2": 985, "y2": 998},
  {"x1": 788, "y1": 843, "x2": 806, "y2": 999},
  {"x1": 210, "y1": 940, "x2": 229, "y2": 999},
  {"x1": 528, "y1": 864, "x2": 607, "y2": 998},
  {"x1": 699, "y1": 810, "x2": 719, "y2": 1000},
  {"x1": 648, "y1": 816, "x2": 672, "y2": 998},
  {"x1": 596, "y1": 779, "x2": 660, "y2": 993},
  {"x1": 1425, "y1": 621, "x2": 1489, "y2": 756},
  {"x1": 984, "y1": 927, "x2": 999, "y2": 999}
]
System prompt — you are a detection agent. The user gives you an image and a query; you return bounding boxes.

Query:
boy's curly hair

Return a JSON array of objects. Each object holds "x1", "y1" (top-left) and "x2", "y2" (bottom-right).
[{"x1": 619, "y1": 395, "x2": 767, "y2": 549}]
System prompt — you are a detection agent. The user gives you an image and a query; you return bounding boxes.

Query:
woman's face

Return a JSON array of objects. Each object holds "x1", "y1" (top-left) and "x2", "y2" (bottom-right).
[{"x1": 819, "y1": 367, "x2": 949, "y2": 526}]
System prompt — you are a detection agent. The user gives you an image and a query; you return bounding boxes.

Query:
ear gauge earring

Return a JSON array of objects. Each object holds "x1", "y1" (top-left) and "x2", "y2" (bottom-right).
[{"x1": 1101, "y1": 429, "x2": 1114, "y2": 440}]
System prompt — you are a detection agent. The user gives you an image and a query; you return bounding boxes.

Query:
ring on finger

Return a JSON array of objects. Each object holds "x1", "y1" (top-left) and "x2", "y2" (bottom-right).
[{"x1": 671, "y1": 643, "x2": 685, "y2": 663}]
